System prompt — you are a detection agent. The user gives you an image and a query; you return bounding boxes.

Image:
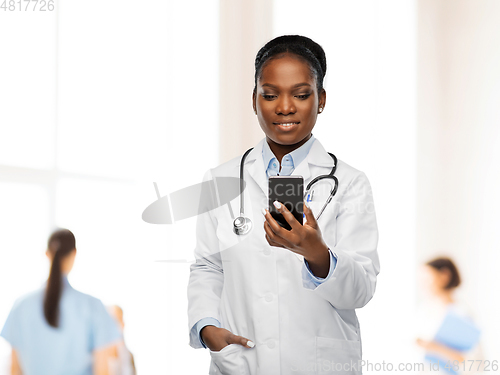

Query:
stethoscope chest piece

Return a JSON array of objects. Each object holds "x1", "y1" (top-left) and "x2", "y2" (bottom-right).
[{"x1": 233, "y1": 216, "x2": 252, "y2": 236}]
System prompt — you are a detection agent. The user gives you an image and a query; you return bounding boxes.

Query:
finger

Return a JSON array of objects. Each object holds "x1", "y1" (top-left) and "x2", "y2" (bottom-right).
[
  {"x1": 230, "y1": 334, "x2": 255, "y2": 348},
  {"x1": 262, "y1": 208, "x2": 272, "y2": 223},
  {"x1": 263, "y1": 207, "x2": 285, "y2": 235},
  {"x1": 265, "y1": 233, "x2": 285, "y2": 248},
  {"x1": 264, "y1": 213, "x2": 295, "y2": 248},
  {"x1": 303, "y1": 200, "x2": 318, "y2": 229},
  {"x1": 273, "y1": 200, "x2": 301, "y2": 231},
  {"x1": 263, "y1": 221, "x2": 286, "y2": 248}
]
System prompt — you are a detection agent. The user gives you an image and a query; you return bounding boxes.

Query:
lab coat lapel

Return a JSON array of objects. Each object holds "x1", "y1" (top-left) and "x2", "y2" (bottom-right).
[
  {"x1": 293, "y1": 138, "x2": 335, "y2": 190},
  {"x1": 306, "y1": 138, "x2": 336, "y2": 168},
  {"x1": 290, "y1": 158, "x2": 310, "y2": 185}
]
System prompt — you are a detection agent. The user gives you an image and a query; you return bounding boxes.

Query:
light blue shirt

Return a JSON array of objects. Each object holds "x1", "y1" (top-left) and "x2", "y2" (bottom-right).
[
  {"x1": 0, "y1": 276, "x2": 121, "y2": 375},
  {"x1": 262, "y1": 134, "x2": 316, "y2": 177},
  {"x1": 194, "y1": 135, "x2": 337, "y2": 348}
]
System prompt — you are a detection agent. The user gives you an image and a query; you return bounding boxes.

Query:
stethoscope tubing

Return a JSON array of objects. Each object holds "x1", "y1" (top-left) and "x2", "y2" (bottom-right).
[
  {"x1": 304, "y1": 152, "x2": 338, "y2": 221},
  {"x1": 239, "y1": 147, "x2": 254, "y2": 217}
]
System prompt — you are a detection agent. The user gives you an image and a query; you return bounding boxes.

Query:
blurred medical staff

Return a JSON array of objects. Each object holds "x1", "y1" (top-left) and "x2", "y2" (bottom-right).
[
  {"x1": 415, "y1": 257, "x2": 484, "y2": 375},
  {"x1": 0, "y1": 229, "x2": 121, "y2": 375}
]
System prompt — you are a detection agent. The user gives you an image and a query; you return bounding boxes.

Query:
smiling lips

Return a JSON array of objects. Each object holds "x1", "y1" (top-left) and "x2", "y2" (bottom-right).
[{"x1": 274, "y1": 121, "x2": 300, "y2": 130}]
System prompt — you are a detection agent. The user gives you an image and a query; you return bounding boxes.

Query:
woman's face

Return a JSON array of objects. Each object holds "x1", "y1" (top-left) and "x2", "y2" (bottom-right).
[
  {"x1": 253, "y1": 53, "x2": 326, "y2": 148},
  {"x1": 420, "y1": 265, "x2": 451, "y2": 295}
]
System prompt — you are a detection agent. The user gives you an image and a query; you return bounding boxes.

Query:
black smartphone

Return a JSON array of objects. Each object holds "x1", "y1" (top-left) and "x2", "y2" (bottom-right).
[{"x1": 268, "y1": 176, "x2": 304, "y2": 230}]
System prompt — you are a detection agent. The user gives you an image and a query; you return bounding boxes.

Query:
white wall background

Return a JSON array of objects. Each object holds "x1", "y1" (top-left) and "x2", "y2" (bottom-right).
[{"x1": 418, "y1": 0, "x2": 500, "y2": 362}]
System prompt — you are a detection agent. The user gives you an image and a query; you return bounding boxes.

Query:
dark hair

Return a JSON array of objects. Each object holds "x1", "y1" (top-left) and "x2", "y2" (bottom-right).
[
  {"x1": 426, "y1": 257, "x2": 461, "y2": 290},
  {"x1": 254, "y1": 35, "x2": 327, "y2": 92},
  {"x1": 44, "y1": 228, "x2": 76, "y2": 328}
]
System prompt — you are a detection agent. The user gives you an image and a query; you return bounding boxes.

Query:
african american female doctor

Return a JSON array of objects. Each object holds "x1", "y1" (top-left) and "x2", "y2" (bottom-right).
[{"x1": 187, "y1": 35, "x2": 380, "y2": 375}]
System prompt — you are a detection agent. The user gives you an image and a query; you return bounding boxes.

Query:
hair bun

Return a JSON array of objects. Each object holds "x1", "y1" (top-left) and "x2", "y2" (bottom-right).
[
  {"x1": 254, "y1": 35, "x2": 327, "y2": 92},
  {"x1": 256, "y1": 35, "x2": 326, "y2": 78}
]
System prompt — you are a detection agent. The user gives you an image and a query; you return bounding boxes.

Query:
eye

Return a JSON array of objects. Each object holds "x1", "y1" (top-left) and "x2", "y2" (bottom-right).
[
  {"x1": 295, "y1": 93, "x2": 311, "y2": 100},
  {"x1": 262, "y1": 94, "x2": 277, "y2": 100}
]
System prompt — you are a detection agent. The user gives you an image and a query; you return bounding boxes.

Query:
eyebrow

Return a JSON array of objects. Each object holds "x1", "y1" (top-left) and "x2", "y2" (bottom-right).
[{"x1": 261, "y1": 83, "x2": 312, "y2": 89}]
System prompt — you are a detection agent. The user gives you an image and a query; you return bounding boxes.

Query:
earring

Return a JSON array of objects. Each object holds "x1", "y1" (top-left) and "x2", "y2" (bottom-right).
[{"x1": 318, "y1": 107, "x2": 323, "y2": 113}]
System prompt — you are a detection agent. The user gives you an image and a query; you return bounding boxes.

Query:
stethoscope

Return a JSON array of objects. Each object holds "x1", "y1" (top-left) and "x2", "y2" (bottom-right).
[{"x1": 233, "y1": 147, "x2": 339, "y2": 235}]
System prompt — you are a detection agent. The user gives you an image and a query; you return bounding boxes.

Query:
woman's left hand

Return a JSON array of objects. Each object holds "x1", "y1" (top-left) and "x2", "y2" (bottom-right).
[
  {"x1": 263, "y1": 200, "x2": 330, "y2": 277},
  {"x1": 416, "y1": 338, "x2": 465, "y2": 362},
  {"x1": 416, "y1": 338, "x2": 435, "y2": 351}
]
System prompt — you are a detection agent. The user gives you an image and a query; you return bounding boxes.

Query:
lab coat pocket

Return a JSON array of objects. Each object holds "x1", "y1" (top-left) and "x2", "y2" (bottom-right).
[
  {"x1": 209, "y1": 344, "x2": 248, "y2": 375},
  {"x1": 316, "y1": 337, "x2": 362, "y2": 375}
]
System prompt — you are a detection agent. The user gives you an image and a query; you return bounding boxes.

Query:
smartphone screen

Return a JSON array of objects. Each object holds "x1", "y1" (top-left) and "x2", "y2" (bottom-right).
[{"x1": 268, "y1": 176, "x2": 304, "y2": 230}]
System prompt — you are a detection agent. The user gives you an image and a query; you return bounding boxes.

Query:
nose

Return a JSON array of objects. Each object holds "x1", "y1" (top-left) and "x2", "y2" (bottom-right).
[{"x1": 275, "y1": 95, "x2": 296, "y2": 115}]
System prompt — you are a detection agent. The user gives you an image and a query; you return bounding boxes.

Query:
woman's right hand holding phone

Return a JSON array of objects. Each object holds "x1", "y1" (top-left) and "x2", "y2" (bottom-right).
[{"x1": 200, "y1": 326, "x2": 255, "y2": 352}]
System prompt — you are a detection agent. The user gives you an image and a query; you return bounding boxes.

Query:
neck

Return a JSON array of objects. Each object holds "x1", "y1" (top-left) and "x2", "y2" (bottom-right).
[
  {"x1": 436, "y1": 289, "x2": 454, "y2": 304},
  {"x1": 266, "y1": 134, "x2": 312, "y2": 164}
]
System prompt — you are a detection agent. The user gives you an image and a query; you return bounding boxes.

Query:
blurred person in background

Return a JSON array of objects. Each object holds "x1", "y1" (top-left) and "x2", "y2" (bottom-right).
[
  {"x1": 107, "y1": 305, "x2": 136, "y2": 375},
  {"x1": 0, "y1": 228, "x2": 121, "y2": 375},
  {"x1": 415, "y1": 257, "x2": 484, "y2": 375}
]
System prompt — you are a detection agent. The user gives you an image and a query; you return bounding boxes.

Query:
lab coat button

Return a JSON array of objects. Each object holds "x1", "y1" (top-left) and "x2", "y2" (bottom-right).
[
  {"x1": 267, "y1": 340, "x2": 276, "y2": 349},
  {"x1": 264, "y1": 293, "x2": 273, "y2": 302},
  {"x1": 263, "y1": 248, "x2": 271, "y2": 256}
]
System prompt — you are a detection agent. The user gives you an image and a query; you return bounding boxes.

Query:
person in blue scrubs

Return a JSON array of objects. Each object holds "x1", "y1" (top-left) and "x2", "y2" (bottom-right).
[
  {"x1": 415, "y1": 257, "x2": 484, "y2": 374},
  {"x1": 0, "y1": 229, "x2": 121, "y2": 375}
]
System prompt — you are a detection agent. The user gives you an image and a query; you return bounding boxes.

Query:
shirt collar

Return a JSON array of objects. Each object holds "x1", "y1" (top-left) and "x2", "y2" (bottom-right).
[{"x1": 262, "y1": 134, "x2": 316, "y2": 176}]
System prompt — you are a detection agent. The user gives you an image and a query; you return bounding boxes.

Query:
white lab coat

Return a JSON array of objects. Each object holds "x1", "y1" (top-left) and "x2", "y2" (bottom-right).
[{"x1": 187, "y1": 137, "x2": 380, "y2": 375}]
